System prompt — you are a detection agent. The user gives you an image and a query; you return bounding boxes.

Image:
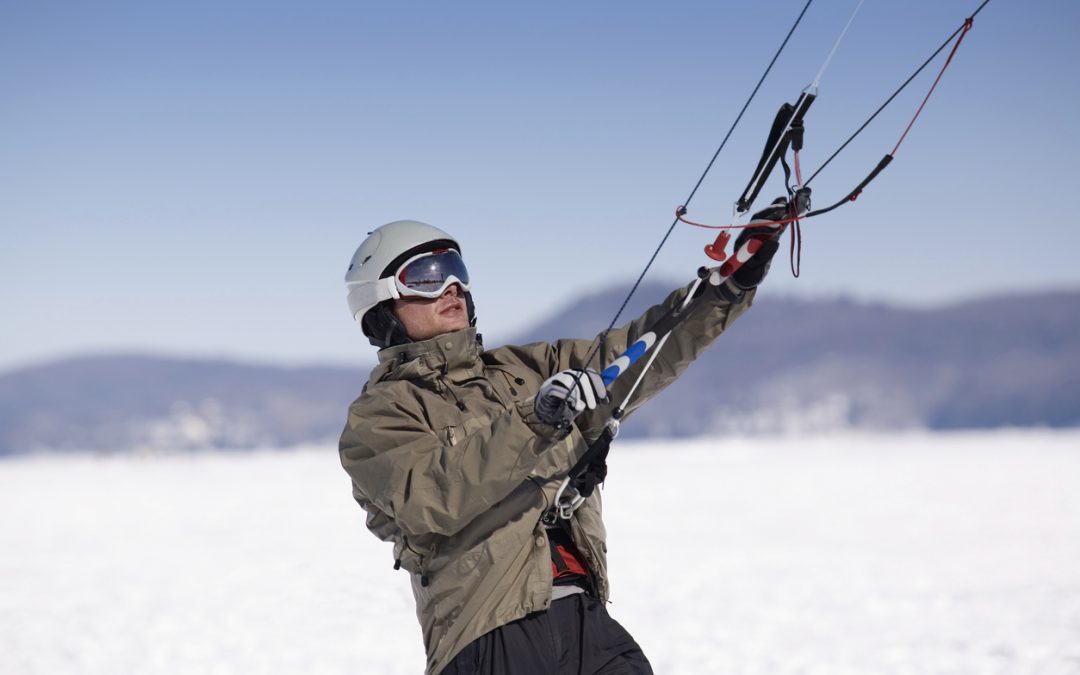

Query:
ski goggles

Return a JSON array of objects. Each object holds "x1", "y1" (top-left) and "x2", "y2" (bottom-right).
[{"x1": 392, "y1": 249, "x2": 470, "y2": 299}]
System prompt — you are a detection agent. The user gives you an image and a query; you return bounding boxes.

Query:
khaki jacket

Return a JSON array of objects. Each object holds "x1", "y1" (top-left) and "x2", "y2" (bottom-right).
[{"x1": 340, "y1": 280, "x2": 755, "y2": 674}]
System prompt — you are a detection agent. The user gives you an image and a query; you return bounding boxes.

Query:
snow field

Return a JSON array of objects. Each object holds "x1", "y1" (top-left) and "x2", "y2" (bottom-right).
[{"x1": 2, "y1": 430, "x2": 1079, "y2": 674}]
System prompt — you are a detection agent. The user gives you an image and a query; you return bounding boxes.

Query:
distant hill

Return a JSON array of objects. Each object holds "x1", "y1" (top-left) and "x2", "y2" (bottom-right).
[
  {"x1": 2, "y1": 287, "x2": 1078, "y2": 455},
  {"x1": 0, "y1": 355, "x2": 368, "y2": 455},
  {"x1": 505, "y1": 284, "x2": 1080, "y2": 436}
]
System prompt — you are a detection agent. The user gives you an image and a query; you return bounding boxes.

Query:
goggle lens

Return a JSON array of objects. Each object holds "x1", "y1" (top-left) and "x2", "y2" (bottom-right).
[{"x1": 396, "y1": 250, "x2": 470, "y2": 297}]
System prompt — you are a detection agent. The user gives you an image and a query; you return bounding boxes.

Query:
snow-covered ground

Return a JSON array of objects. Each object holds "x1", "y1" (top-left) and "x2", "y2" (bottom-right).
[{"x1": 2, "y1": 430, "x2": 1079, "y2": 675}]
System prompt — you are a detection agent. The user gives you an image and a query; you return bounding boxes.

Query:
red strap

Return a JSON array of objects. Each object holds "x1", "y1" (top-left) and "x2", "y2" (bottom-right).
[{"x1": 892, "y1": 18, "x2": 973, "y2": 156}]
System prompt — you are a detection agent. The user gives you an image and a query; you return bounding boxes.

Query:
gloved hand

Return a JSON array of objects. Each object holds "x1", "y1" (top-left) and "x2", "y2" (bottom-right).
[
  {"x1": 731, "y1": 197, "x2": 786, "y2": 289},
  {"x1": 534, "y1": 368, "x2": 608, "y2": 428}
]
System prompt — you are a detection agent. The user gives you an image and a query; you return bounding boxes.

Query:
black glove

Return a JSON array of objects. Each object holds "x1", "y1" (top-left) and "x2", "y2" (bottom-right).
[
  {"x1": 534, "y1": 368, "x2": 608, "y2": 428},
  {"x1": 731, "y1": 197, "x2": 786, "y2": 289}
]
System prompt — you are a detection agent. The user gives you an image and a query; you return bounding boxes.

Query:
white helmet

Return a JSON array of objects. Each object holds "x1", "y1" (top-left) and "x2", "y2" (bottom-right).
[{"x1": 345, "y1": 220, "x2": 474, "y2": 347}]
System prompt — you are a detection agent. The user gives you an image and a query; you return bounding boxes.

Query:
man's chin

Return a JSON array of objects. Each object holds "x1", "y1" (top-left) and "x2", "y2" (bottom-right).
[{"x1": 440, "y1": 315, "x2": 470, "y2": 332}]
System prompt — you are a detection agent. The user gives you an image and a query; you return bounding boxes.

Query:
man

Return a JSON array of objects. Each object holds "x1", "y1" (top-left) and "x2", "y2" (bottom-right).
[{"x1": 339, "y1": 215, "x2": 779, "y2": 674}]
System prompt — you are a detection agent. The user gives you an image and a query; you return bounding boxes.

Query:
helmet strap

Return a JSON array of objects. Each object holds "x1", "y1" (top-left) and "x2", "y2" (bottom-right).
[
  {"x1": 361, "y1": 301, "x2": 414, "y2": 349},
  {"x1": 464, "y1": 290, "x2": 477, "y2": 328}
]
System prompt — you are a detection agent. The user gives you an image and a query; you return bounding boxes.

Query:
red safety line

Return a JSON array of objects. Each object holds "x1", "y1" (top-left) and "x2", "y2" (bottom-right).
[
  {"x1": 677, "y1": 204, "x2": 805, "y2": 274},
  {"x1": 892, "y1": 18, "x2": 973, "y2": 156},
  {"x1": 676, "y1": 207, "x2": 801, "y2": 231}
]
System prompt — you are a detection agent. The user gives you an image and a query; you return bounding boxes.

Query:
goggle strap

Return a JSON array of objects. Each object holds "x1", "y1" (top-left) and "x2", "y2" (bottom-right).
[{"x1": 385, "y1": 275, "x2": 401, "y2": 301}]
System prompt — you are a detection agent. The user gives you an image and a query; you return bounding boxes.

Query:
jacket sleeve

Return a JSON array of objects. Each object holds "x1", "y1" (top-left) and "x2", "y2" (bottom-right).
[
  {"x1": 339, "y1": 390, "x2": 569, "y2": 539},
  {"x1": 556, "y1": 278, "x2": 756, "y2": 436}
]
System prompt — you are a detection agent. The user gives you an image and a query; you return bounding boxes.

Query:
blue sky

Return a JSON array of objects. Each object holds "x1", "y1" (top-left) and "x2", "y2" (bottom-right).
[{"x1": 2, "y1": 0, "x2": 1077, "y2": 371}]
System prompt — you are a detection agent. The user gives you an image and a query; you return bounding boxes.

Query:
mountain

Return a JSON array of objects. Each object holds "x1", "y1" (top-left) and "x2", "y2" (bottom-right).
[
  {"x1": 0, "y1": 355, "x2": 368, "y2": 455},
  {"x1": 505, "y1": 283, "x2": 1080, "y2": 436},
  {"x1": 1, "y1": 287, "x2": 1078, "y2": 454}
]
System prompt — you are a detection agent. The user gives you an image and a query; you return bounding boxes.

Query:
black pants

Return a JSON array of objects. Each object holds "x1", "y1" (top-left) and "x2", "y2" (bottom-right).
[{"x1": 441, "y1": 594, "x2": 653, "y2": 675}]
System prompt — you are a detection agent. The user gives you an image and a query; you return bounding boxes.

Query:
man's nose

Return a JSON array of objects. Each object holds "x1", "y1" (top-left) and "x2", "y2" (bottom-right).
[{"x1": 442, "y1": 283, "x2": 461, "y2": 298}]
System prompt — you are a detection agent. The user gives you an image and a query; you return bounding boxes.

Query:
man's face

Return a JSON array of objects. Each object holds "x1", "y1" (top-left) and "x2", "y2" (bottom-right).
[{"x1": 393, "y1": 282, "x2": 470, "y2": 342}]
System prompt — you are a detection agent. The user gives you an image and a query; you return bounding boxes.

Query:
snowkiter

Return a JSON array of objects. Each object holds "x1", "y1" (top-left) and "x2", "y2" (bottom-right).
[{"x1": 339, "y1": 218, "x2": 778, "y2": 674}]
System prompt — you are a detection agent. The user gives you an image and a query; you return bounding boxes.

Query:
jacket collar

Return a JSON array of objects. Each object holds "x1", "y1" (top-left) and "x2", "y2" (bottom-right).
[{"x1": 371, "y1": 327, "x2": 483, "y2": 383}]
